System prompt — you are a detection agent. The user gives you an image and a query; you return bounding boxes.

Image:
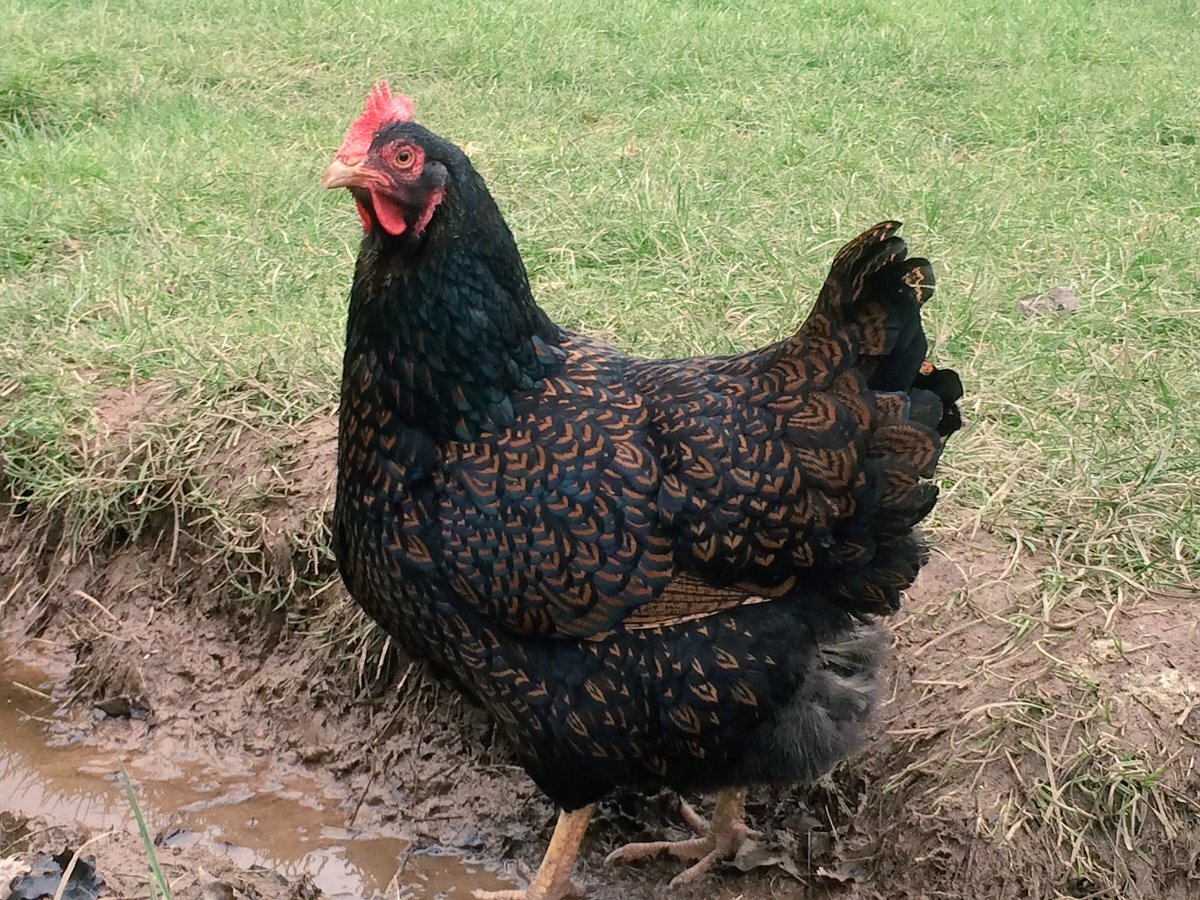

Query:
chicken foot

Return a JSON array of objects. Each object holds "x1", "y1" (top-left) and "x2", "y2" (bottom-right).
[
  {"x1": 474, "y1": 805, "x2": 593, "y2": 900},
  {"x1": 604, "y1": 787, "x2": 758, "y2": 886}
]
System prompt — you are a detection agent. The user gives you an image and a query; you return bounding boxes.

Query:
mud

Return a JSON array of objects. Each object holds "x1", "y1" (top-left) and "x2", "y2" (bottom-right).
[
  {"x1": 0, "y1": 647, "x2": 508, "y2": 899},
  {"x1": 2, "y1": 408, "x2": 1197, "y2": 900}
]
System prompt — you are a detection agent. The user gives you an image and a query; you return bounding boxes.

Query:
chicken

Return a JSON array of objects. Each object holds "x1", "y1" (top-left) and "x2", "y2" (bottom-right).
[{"x1": 322, "y1": 82, "x2": 963, "y2": 900}]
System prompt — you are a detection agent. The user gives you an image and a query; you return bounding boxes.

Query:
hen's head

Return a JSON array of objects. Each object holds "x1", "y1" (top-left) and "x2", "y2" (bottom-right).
[{"x1": 321, "y1": 82, "x2": 450, "y2": 239}]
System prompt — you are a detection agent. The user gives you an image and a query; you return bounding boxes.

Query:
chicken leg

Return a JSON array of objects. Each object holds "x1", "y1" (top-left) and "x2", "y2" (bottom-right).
[
  {"x1": 474, "y1": 805, "x2": 593, "y2": 900},
  {"x1": 604, "y1": 788, "x2": 757, "y2": 887}
]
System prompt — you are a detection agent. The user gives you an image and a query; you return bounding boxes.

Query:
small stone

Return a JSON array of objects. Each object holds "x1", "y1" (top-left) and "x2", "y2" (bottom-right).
[
  {"x1": 93, "y1": 697, "x2": 133, "y2": 719},
  {"x1": 1017, "y1": 286, "x2": 1080, "y2": 317}
]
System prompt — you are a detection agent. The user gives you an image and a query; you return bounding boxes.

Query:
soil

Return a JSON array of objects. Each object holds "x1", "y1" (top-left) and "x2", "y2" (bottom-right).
[{"x1": 1, "y1": 406, "x2": 1197, "y2": 900}]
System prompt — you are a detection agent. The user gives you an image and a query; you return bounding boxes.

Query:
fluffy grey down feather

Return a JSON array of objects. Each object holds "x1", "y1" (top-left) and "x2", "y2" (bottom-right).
[{"x1": 731, "y1": 623, "x2": 889, "y2": 785}]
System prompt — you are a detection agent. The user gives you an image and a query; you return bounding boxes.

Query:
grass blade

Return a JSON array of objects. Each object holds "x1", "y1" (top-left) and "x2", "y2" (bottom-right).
[{"x1": 120, "y1": 764, "x2": 172, "y2": 900}]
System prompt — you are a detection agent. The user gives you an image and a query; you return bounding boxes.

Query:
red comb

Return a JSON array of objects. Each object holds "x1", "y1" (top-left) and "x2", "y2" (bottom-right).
[{"x1": 336, "y1": 81, "x2": 415, "y2": 159}]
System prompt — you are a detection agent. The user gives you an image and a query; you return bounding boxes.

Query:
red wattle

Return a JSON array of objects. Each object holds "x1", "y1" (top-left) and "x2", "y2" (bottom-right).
[{"x1": 371, "y1": 190, "x2": 408, "y2": 237}]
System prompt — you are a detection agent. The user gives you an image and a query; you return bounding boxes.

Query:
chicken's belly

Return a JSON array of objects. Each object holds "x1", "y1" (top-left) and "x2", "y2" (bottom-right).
[{"x1": 449, "y1": 600, "x2": 888, "y2": 810}]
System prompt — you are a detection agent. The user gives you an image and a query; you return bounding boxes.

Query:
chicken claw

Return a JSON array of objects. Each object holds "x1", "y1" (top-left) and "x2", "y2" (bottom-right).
[{"x1": 605, "y1": 788, "x2": 758, "y2": 886}]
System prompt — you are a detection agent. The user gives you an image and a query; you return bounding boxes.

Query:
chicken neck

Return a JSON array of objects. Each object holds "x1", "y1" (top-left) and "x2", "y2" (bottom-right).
[{"x1": 340, "y1": 166, "x2": 562, "y2": 444}]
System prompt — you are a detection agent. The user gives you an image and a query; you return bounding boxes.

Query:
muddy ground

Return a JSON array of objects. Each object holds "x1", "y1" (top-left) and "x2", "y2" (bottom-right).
[{"x1": 1, "y1": 409, "x2": 1197, "y2": 899}]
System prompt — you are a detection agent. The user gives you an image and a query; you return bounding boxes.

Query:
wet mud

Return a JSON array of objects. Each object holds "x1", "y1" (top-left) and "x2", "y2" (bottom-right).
[{"x1": 0, "y1": 649, "x2": 510, "y2": 899}]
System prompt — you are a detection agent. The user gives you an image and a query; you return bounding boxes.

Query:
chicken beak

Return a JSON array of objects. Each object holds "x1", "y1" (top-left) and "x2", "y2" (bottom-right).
[{"x1": 321, "y1": 158, "x2": 367, "y2": 190}]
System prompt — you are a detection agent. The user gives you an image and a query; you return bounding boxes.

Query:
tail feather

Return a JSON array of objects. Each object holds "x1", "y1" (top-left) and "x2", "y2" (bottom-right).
[
  {"x1": 806, "y1": 223, "x2": 927, "y2": 381},
  {"x1": 763, "y1": 224, "x2": 964, "y2": 623},
  {"x1": 805, "y1": 222, "x2": 962, "y2": 435},
  {"x1": 913, "y1": 361, "x2": 964, "y2": 437}
]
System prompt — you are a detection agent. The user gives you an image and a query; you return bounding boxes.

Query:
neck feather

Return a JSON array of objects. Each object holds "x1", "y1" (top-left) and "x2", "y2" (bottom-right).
[{"x1": 340, "y1": 172, "x2": 561, "y2": 443}]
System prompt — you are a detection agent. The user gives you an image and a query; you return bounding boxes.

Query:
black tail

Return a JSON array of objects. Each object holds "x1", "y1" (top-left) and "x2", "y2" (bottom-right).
[
  {"x1": 913, "y1": 360, "x2": 964, "y2": 437},
  {"x1": 805, "y1": 221, "x2": 962, "y2": 437}
]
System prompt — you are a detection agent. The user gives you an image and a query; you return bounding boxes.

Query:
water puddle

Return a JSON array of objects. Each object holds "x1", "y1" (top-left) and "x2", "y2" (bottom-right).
[{"x1": 0, "y1": 651, "x2": 508, "y2": 897}]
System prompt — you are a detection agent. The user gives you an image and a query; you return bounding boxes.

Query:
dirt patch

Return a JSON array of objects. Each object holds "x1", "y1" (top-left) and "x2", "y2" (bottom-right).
[
  {"x1": 93, "y1": 381, "x2": 172, "y2": 446},
  {"x1": 856, "y1": 540, "x2": 1200, "y2": 899},
  {"x1": 1, "y1": 393, "x2": 1197, "y2": 899}
]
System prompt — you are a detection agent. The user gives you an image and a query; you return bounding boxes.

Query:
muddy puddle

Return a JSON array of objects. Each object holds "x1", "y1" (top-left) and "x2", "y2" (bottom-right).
[{"x1": 0, "y1": 650, "x2": 509, "y2": 898}]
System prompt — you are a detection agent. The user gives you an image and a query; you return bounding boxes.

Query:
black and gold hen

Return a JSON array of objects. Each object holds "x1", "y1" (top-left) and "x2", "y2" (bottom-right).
[{"x1": 322, "y1": 83, "x2": 963, "y2": 900}]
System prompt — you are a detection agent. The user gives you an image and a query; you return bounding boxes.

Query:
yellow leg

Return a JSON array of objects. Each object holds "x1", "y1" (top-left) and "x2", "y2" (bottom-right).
[
  {"x1": 474, "y1": 805, "x2": 594, "y2": 900},
  {"x1": 604, "y1": 788, "x2": 758, "y2": 887}
]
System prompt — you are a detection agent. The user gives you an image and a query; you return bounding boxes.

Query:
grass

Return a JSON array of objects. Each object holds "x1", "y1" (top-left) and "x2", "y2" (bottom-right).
[
  {"x1": 121, "y1": 766, "x2": 172, "y2": 900},
  {"x1": 1, "y1": 0, "x2": 1196, "y2": 589},
  {"x1": 1, "y1": 0, "x2": 1197, "y2": 896}
]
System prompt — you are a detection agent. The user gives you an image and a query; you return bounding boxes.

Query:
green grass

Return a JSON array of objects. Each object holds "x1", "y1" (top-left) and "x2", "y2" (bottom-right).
[
  {"x1": 1, "y1": 0, "x2": 1198, "y2": 895},
  {"x1": 121, "y1": 766, "x2": 172, "y2": 900},
  {"x1": 1, "y1": 0, "x2": 1196, "y2": 592}
]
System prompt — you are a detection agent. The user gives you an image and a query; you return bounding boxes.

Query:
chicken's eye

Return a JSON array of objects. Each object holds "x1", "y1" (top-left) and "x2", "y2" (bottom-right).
[{"x1": 395, "y1": 147, "x2": 414, "y2": 168}]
